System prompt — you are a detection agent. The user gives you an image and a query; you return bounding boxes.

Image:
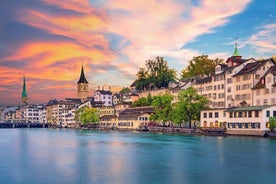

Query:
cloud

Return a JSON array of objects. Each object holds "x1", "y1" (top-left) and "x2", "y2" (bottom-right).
[
  {"x1": 245, "y1": 24, "x2": 276, "y2": 54},
  {"x1": 0, "y1": 0, "x2": 254, "y2": 104},
  {"x1": 104, "y1": 0, "x2": 252, "y2": 72}
]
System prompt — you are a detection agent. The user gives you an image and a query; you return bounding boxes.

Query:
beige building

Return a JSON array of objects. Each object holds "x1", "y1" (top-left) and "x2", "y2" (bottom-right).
[
  {"x1": 117, "y1": 106, "x2": 153, "y2": 129},
  {"x1": 253, "y1": 65, "x2": 276, "y2": 106},
  {"x1": 201, "y1": 105, "x2": 276, "y2": 136}
]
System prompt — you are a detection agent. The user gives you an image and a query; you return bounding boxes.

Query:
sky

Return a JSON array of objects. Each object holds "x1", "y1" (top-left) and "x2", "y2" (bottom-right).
[{"x1": 0, "y1": 0, "x2": 275, "y2": 105}]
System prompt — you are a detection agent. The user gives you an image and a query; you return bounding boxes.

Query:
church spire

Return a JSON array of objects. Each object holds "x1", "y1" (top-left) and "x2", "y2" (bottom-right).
[
  {"x1": 21, "y1": 75, "x2": 28, "y2": 104},
  {"x1": 77, "y1": 63, "x2": 88, "y2": 84},
  {"x1": 232, "y1": 37, "x2": 240, "y2": 57}
]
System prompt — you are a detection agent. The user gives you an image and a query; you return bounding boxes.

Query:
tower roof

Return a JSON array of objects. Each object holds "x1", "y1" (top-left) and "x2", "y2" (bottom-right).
[
  {"x1": 232, "y1": 39, "x2": 240, "y2": 57},
  {"x1": 77, "y1": 64, "x2": 88, "y2": 84},
  {"x1": 22, "y1": 76, "x2": 28, "y2": 98}
]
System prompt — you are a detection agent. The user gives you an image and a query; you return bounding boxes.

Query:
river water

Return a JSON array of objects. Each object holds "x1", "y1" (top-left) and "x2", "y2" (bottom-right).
[{"x1": 0, "y1": 129, "x2": 275, "y2": 184}]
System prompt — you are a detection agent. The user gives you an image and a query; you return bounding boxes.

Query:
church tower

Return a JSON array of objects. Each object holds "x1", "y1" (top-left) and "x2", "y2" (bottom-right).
[
  {"x1": 21, "y1": 75, "x2": 28, "y2": 105},
  {"x1": 77, "y1": 63, "x2": 89, "y2": 101}
]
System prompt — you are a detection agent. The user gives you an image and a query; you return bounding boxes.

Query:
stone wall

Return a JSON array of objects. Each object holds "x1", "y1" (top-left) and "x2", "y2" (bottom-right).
[{"x1": 226, "y1": 129, "x2": 265, "y2": 136}]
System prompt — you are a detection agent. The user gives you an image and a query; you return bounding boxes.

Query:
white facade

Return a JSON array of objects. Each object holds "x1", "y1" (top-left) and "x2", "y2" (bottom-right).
[
  {"x1": 94, "y1": 90, "x2": 113, "y2": 106},
  {"x1": 201, "y1": 105, "x2": 276, "y2": 135}
]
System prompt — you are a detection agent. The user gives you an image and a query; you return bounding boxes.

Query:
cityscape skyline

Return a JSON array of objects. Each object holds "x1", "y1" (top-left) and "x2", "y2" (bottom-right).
[{"x1": 0, "y1": 0, "x2": 275, "y2": 105}]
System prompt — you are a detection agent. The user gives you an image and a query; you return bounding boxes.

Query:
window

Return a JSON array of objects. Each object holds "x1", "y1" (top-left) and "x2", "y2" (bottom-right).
[
  {"x1": 227, "y1": 78, "x2": 232, "y2": 84},
  {"x1": 255, "y1": 110, "x2": 259, "y2": 117},
  {"x1": 248, "y1": 111, "x2": 252, "y2": 117},
  {"x1": 273, "y1": 111, "x2": 276, "y2": 117},
  {"x1": 255, "y1": 74, "x2": 260, "y2": 80},
  {"x1": 215, "y1": 112, "x2": 219, "y2": 118},
  {"x1": 209, "y1": 112, "x2": 213, "y2": 118},
  {"x1": 238, "y1": 112, "x2": 242, "y2": 117},
  {"x1": 272, "y1": 87, "x2": 276, "y2": 94},
  {"x1": 236, "y1": 77, "x2": 240, "y2": 82},
  {"x1": 213, "y1": 93, "x2": 217, "y2": 99},
  {"x1": 228, "y1": 88, "x2": 231, "y2": 93},
  {"x1": 266, "y1": 110, "x2": 270, "y2": 117},
  {"x1": 230, "y1": 112, "x2": 233, "y2": 118},
  {"x1": 203, "y1": 113, "x2": 207, "y2": 118}
]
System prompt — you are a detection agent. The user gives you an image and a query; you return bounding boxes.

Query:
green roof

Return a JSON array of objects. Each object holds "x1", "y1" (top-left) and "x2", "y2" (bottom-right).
[
  {"x1": 21, "y1": 76, "x2": 28, "y2": 98},
  {"x1": 227, "y1": 105, "x2": 275, "y2": 112},
  {"x1": 232, "y1": 43, "x2": 240, "y2": 56}
]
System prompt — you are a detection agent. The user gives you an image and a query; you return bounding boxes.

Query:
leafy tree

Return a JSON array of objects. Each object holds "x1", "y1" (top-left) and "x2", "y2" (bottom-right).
[
  {"x1": 120, "y1": 87, "x2": 131, "y2": 94},
  {"x1": 75, "y1": 105, "x2": 88, "y2": 123},
  {"x1": 135, "y1": 56, "x2": 176, "y2": 90},
  {"x1": 172, "y1": 87, "x2": 208, "y2": 128},
  {"x1": 268, "y1": 117, "x2": 276, "y2": 131},
  {"x1": 131, "y1": 97, "x2": 151, "y2": 107},
  {"x1": 150, "y1": 94, "x2": 174, "y2": 126},
  {"x1": 80, "y1": 107, "x2": 99, "y2": 125},
  {"x1": 181, "y1": 55, "x2": 224, "y2": 79}
]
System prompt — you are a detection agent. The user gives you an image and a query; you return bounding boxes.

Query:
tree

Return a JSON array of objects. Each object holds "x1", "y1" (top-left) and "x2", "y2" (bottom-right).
[
  {"x1": 75, "y1": 105, "x2": 88, "y2": 123},
  {"x1": 131, "y1": 97, "x2": 151, "y2": 107},
  {"x1": 80, "y1": 107, "x2": 99, "y2": 125},
  {"x1": 172, "y1": 87, "x2": 208, "y2": 128},
  {"x1": 135, "y1": 56, "x2": 176, "y2": 90},
  {"x1": 181, "y1": 55, "x2": 224, "y2": 79},
  {"x1": 150, "y1": 94, "x2": 174, "y2": 126},
  {"x1": 120, "y1": 87, "x2": 131, "y2": 94},
  {"x1": 268, "y1": 117, "x2": 276, "y2": 131}
]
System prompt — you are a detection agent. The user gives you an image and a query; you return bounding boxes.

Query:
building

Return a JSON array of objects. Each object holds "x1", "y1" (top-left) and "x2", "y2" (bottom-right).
[
  {"x1": 46, "y1": 99, "x2": 77, "y2": 127},
  {"x1": 77, "y1": 64, "x2": 89, "y2": 101},
  {"x1": 198, "y1": 43, "x2": 276, "y2": 135},
  {"x1": 94, "y1": 88, "x2": 113, "y2": 106},
  {"x1": 22, "y1": 104, "x2": 46, "y2": 123},
  {"x1": 118, "y1": 106, "x2": 153, "y2": 129}
]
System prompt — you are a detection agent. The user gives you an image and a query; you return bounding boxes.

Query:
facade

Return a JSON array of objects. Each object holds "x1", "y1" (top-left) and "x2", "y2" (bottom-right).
[
  {"x1": 252, "y1": 65, "x2": 276, "y2": 106},
  {"x1": 20, "y1": 104, "x2": 47, "y2": 123},
  {"x1": 94, "y1": 89, "x2": 113, "y2": 106},
  {"x1": 46, "y1": 99, "x2": 77, "y2": 127},
  {"x1": 77, "y1": 64, "x2": 89, "y2": 101},
  {"x1": 118, "y1": 106, "x2": 153, "y2": 129}
]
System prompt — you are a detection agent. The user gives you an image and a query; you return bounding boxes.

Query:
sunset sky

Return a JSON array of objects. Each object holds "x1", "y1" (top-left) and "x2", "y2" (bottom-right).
[{"x1": 0, "y1": 0, "x2": 275, "y2": 105}]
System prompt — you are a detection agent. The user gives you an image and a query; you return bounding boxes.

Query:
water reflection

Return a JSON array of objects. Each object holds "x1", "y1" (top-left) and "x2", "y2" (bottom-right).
[{"x1": 0, "y1": 129, "x2": 276, "y2": 184}]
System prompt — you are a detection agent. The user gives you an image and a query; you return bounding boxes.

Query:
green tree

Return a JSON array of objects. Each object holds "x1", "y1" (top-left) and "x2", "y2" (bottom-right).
[
  {"x1": 80, "y1": 107, "x2": 99, "y2": 125},
  {"x1": 135, "y1": 56, "x2": 176, "y2": 90},
  {"x1": 181, "y1": 55, "x2": 224, "y2": 79},
  {"x1": 120, "y1": 87, "x2": 131, "y2": 94},
  {"x1": 150, "y1": 94, "x2": 174, "y2": 126},
  {"x1": 172, "y1": 87, "x2": 208, "y2": 128},
  {"x1": 268, "y1": 117, "x2": 276, "y2": 131},
  {"x1": 131, "y1": 97, "x2": 151, "y2": 107},
  {"x1": 75, "y1": 105, "x2": 89, "y2": 123}
]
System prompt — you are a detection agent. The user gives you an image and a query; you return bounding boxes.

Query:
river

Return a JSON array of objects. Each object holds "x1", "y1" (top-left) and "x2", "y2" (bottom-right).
[{"x1": 0, "y1": 128, "x2": 275, "y2": 184}]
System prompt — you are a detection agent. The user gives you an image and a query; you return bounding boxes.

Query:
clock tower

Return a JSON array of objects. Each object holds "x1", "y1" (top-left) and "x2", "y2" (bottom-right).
[{"x1": 77, "y1": 64, "x2": 89, "y2": 101}]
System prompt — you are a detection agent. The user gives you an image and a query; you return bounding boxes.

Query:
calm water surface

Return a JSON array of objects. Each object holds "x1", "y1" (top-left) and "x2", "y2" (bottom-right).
[{"x1": 0, "y1": 129, "x2": 275, "y2": 184}]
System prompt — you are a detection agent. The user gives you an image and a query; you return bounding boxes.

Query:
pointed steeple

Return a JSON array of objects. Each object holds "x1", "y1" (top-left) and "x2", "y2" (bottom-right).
[
  {"x1": 77, "y1": 63, "x2": 88, "y2": 84},
  {"x1": 21, "y1": 75, "x2": 28, "y2": 104},
  {"x1": 232, "y1": 37, "x2": 240, "y2": 57}
]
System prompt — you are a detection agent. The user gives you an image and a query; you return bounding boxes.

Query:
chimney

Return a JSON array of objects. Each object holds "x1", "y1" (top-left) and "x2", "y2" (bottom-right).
[{"x1": 109, "y1": 86, "x2": 111, "y2": 91}]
